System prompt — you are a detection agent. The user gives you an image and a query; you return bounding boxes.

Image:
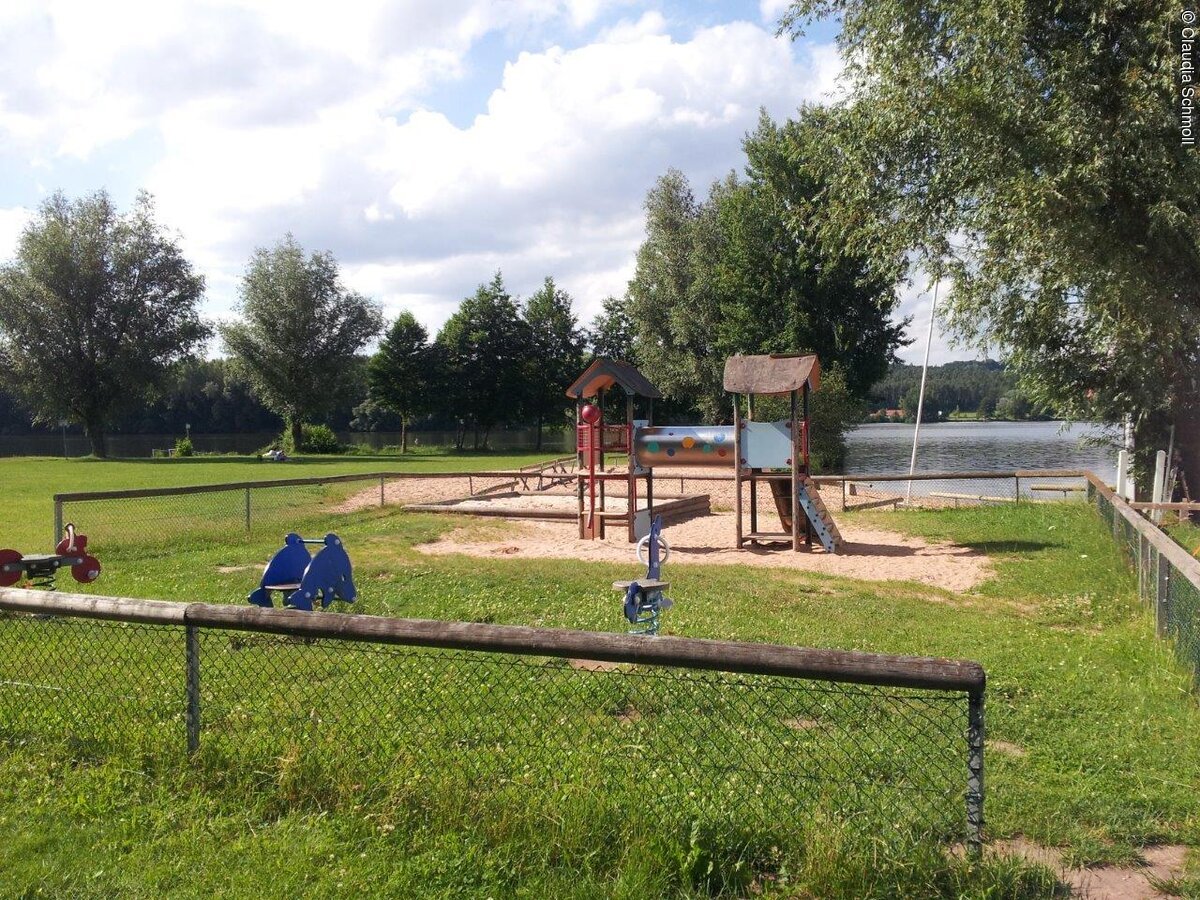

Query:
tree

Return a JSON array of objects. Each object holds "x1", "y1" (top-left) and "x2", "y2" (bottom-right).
[
  {"x1": 436, "y1": 273, "x2": 531, "y2": 449},
  {"x1": 626, "y1": 169, "x2": 727, "y2": 420},
  {"x1": 522, "y1": 277, "x2": 585, "y2": 450},
  {"x1": 367, "y1": 311, "x2": 437, "y2": 453},
  {"x1": 587, "y1": 295, "x2": 637, "y2": 362},
  {"x1": 221, "y1": 235, "x2": 383, "y2": 451},
  {"x1": 0, "y1": 190, "x2": 208, "y2": 456},
  {"x1": 782, "y1": 0, "x2": 1200, "y2": 494},
  {"x1": 626, "y1": 119, "x2": 906, "y2": 423}
]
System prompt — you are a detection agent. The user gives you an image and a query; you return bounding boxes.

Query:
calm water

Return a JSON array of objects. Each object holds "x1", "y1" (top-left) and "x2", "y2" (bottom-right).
[
  {"x1": 845, "y1": 421, "x2": 1118, "y2": 479},
  {"x1": 1, "y1": 420, "x2": 1118, "y2": 479}
]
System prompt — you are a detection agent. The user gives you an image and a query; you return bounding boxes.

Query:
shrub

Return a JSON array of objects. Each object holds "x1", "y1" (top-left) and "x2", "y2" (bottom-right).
[
  {"x1": 174, "y1": 437, "x2": 194, "y2": 458},
  {"x1": 283, "y1": 424, "x2": 345, "y2": 455}
]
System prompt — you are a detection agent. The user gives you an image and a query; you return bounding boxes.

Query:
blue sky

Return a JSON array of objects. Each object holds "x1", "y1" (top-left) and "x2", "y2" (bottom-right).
[{"x1": 0, "y1": 0, "x2": 963, "y2": 364}]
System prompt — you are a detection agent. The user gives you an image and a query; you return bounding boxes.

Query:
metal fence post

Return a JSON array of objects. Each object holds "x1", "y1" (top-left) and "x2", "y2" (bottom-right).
[
  {"x1": 53, "y1": 496, "x2": 63, "y2": 544},
  {"x1": 966, "y1": 687, "x2": 985, "y2": 859},
  {"x1": 1157, "y1": 552, "x2": 1170, "y2": 639},
  {"x1": 185, "y1": 625, "x2": 201, "y2": 754},
  {"x1": 1014, "y1": 475, "x2": 1020, "y2": 504},
  {"x1": 244, "y1": 488, "x2": 251, "y2": 533}
]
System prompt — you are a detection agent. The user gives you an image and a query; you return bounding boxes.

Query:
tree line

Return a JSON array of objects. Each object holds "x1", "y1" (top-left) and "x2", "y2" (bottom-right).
[
  {"x1": 867, "y1": 361, "x2": 1052, "y2": 423},
  {"x1": 0, "y1": 110, "x2": 907, "y2": 468}
]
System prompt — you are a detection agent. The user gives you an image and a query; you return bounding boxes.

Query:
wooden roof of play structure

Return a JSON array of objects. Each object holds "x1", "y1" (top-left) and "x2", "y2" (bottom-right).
[
  {"x1": 566, "y1": 359, "x2": 662, "y2": 399},
  {"x1": 722, "y1": 353, "x2": 821, "y2": 395}
]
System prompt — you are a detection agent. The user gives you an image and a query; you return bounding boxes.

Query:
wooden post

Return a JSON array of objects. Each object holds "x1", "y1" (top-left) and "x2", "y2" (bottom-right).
[
  {"x1": 379, "y1": 475, "x2": 385, "y2": 507},
  {"x1": 791, "y1": 388, "x2": 801, "y2": 552},
  {"x1": 802, "y1": 383, "x2": 812, "y2": 548},
  {"x1": 597, "y1": 389, "x2": 606, "y2": 539},
  {"x1": 734, "y1": 395, "x2": 744, "y2": 548},
  {"x1": 626, "y1": 392, "x2": 636, "y2": 543},
  {"x1": 576, "y1": 399, "x2": 586, "y2": 539}
]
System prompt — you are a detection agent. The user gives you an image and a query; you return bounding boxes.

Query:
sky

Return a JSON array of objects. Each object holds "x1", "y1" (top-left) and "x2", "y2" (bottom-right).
[{"x1": 0, "y1": 0, "x2": 969, "y2": 365}]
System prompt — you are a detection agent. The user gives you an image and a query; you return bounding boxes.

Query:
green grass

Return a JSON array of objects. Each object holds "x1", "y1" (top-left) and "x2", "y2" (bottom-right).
[
  {"x1": 0, "y1": 463, "x2": 1197, "y2": 895},
  {"x1": 0, "y1": 452, "x2": 562, "y2": 550},
  {"x1": 1166, "y1": 519, "x2": 1200, "y2": 558}
]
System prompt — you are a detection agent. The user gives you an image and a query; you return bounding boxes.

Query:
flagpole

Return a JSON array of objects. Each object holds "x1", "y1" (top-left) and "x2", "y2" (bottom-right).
[{"x1": 906, "y1": 277, "x2": 940, "y2": 504}]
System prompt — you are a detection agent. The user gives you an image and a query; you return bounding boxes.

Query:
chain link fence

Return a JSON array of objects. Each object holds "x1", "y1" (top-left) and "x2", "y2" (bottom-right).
[
  {"x1": 1089, "y1": 476, "x2": 1200, "y2": 683},
  {"x1": 52, "y1": 466, "x2": 573, "y2": 548},
  {"x1": 54, "y1": 467, "x2": 1090, "y2": 548},
  {"x1": 0, "y1": 589, "x2": 985, "y2": 855}
]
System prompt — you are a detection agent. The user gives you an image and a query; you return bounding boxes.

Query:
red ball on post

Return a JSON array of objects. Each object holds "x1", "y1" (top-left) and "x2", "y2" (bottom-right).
[{"x1": 580, "y1": 403, "x2": 602, "y2": 425}]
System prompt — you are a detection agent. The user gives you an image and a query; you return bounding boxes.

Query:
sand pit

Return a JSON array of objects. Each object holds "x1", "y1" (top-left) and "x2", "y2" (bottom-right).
[{"x1": 414, "y1": 511, "x2": 991, "y2": 592}]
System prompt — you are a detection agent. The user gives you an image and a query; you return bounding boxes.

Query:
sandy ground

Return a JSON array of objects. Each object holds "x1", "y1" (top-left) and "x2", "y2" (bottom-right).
[
  {"x1": 413, "y1": 511, "x2": 991, "y2": 592},
  {"x1": 331, "y1": 466, "x2": 993, "y2": 591},
  {"x1": 985, "y1": 840, "x2": 1189, "y2": 899}
]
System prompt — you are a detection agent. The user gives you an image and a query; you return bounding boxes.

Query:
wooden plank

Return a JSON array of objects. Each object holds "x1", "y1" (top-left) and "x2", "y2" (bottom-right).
[
  {"x1": 1129, "y1": 501, "x2": 1200, "y2": 511},
  {"x1": 844, "y1": 497, "x2": 902, "y2": 511},
  {"x1": 55, "y1": 470, "x2": 561, "y2": 503},
  {"x1": 0, "y1": 587, "x2": 189, "y2": 625},
  {"x1": 930, "y1": 492, "x2": 1017, "y2": 503},
  {"x1": 184, "y1": 602, "x2": 985, "y2": 692}
]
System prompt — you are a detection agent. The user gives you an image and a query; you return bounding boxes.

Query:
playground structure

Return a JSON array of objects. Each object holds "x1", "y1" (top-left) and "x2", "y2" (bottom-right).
[
  {"x1": 248, "y1": 532, "x2": 356, "y2": 611},
  {"x1": 569, "y1": 355, "x2": 844, "y2": 554},
  {"x1": 0, "y1": 524, "x2": 101, "y2": 590}
]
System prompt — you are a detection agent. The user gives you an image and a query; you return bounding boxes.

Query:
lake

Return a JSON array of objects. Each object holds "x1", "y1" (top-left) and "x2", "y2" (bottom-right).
[
  {"x1": 0, "y1": 420, "x2": 1120, "y2": 480},
  {"x1": 845, "y1": 421, "x2": 1118, "y2": 479}
]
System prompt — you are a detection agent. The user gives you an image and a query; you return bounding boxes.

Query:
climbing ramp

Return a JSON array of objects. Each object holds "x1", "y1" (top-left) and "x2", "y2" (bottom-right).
[{"x1": 769, "y1": 478, "x2": 844, "y2": 554}]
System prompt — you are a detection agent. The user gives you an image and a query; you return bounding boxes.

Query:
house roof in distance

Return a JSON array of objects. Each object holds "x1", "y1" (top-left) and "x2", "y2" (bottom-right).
[
  {"x1": 565, "y1": 359, "x2": 662, "y2": 399},
  {"x1": 722, "y1": 353, "x2": 821, "y2": 395}
]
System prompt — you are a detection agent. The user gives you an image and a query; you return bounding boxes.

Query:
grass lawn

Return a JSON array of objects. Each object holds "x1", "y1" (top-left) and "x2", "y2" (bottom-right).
[
  {"x1": 0, "y1": 451, "x2": 562, "y2": 550},
  {"x1": 0, "y1": 463, "x2": 1198, "y2": 895}
]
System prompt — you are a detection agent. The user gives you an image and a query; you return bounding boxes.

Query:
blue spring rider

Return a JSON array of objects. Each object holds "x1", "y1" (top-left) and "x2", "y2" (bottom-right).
[
  {"x1": 614, "y1": 515, "x2": 674, "y2": 635},
  {"x1": 248, "y1": 533, "x2": 356, "y2": 611}
]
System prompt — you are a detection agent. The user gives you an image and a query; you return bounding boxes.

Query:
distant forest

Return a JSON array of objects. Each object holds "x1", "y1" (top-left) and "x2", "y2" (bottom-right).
[
  {"x1": 0, "y1": 356, "x2": 1053, "y2": 439},
  {"x1": 867, "y1": 360, "x2": 1053, "y2": 422}
]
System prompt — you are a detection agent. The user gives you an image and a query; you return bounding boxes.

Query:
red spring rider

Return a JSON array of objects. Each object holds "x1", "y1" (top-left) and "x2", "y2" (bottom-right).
[{"x1": 0, "y1": 523, "x2": 102, "y2": 590}]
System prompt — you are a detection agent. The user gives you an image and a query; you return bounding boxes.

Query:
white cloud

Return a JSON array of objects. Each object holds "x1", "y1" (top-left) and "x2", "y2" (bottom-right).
[
  {"x1": 0, "y1": 1, "x2": 848, "y2": 343},
  {"x1": 759, "y1": 0, "x2": 792, "y2": 24},
  {"x1": 0, "y1": 208, "x2": 31, "y2": 257},
  {"x1": 892, "y1": 273, "x2": 980, "y2": 366}
]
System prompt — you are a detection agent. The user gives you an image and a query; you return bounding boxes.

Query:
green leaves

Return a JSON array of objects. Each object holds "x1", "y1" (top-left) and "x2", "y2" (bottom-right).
[
  {"x1": 782, "y1": 0, "x2": 1200, "y2": 488},
  {"x1": 0, "y1": 190, "x2": 208, "y2": 456},
  {"x1": 221, "y1": 235, "x2": 383, "y2": 445}
]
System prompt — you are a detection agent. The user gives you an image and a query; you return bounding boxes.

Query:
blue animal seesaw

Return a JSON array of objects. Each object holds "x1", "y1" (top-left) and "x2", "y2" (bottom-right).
[
  {"x1": 613, "y1": 515, "x2": 674, "y2": 635},
  {"x1": 248, "y1": 532, "x2": 356, "y2": 611}
]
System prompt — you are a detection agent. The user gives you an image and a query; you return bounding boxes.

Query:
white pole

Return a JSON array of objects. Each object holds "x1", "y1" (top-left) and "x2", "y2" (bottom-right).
[
  {"x1": 906, "y1": 277, "x2": 940, "y2": 504},
  {"x1": 1151, "y1": 450, "x2": 1167, "y2": 525},
  {"x1": 1124, "y1": 416, "x2": 1136, "y2": 500},
  {"x1": 1116, "y1": 450, "x2": 1128, "y2": 499}
]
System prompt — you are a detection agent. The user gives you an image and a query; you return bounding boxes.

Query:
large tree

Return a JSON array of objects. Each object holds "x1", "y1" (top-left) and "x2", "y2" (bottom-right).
[
  {"x1": 0, "y1": 190, "x2": 208, "y2": 456},
  {"x1": 626, "y1": 123, "x2": 905, "y2": 423},
  {"x1": 782, "y1": 0, "x2": 1200, "y2": 493},
  {"x1": 222, "y1": 235, "x2": 383, "y2": 450},
  {"x1": 437, "y1": 272, "x2": 532, "y2": 449},
  {"x1": 522, "y1": 277, "x2": 585, "y2": 450},
  {"x1": 626, "y1": 169, "x2": 727, "y2": 419},
  {"x1": 587, "y1": 295, "x2": 638, "y2": 362},
  {"x1": 367, "y1": 311, "x2": 437, "y2": 453}
]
